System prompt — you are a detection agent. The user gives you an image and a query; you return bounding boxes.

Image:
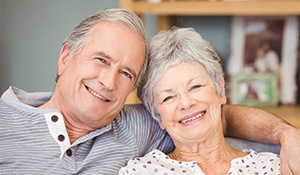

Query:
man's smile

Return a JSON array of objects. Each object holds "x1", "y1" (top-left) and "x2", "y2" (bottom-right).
[{"x1": 85, "y1": 86, "x2": 111, "y2": 102}]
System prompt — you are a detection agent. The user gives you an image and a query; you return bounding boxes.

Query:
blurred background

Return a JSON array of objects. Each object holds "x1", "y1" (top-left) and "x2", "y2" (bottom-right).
[
  {"x1": 1, "y1": 0, "x2": 299, "y2": 127},
  {"x1": 0, "y1": 0, "x2": 231, "y2": 94}
]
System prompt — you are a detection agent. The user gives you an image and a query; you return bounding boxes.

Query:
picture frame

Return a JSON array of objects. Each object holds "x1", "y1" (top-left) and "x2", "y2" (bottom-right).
[
  {"x1": 227, "y1": 16, "x2": 299, "y2": 105},
  {"x1": 230, "y1": 73, "x2": 278, "y2": 107}
]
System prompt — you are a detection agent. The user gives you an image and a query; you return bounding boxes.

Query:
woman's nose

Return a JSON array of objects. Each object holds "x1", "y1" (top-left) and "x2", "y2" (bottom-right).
[{"x1": 178, "y1": 92, "x2": 196, "y2": 110}]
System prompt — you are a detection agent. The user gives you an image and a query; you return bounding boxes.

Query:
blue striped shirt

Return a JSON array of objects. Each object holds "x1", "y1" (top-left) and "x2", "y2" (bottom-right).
[{"x1": 0, "y1": 86, "x2": 174, "y2": 174}]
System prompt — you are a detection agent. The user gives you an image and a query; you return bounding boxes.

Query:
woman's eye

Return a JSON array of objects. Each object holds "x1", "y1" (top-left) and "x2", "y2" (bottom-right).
[
  {"x1": 162, "y1": 96, "x2": 173, "y2": 103},
  {"x1": 190, "y1": 85, "x2": 202, "y2": 90}
]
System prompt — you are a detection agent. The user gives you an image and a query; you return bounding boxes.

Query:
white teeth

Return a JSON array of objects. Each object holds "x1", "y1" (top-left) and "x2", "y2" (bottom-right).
[
  {"x1": 180, "y1": 112, "x2": 205, "y2": 124},
  {"x1": 86, "y1": 87, "x2": 108, "y2": 101}
]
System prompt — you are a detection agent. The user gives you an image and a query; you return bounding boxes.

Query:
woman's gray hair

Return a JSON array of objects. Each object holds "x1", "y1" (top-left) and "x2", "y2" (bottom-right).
[
  {"x1": 58, "y1": 8, "x2": 148, "y2": 87},
  {"x1": 137, "y1": 27, "x2": 224, "y2": 125}
]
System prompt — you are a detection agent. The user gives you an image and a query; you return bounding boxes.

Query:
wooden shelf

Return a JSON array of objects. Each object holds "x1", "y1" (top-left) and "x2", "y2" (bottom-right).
[
  {"x1": 120, "y1": 0, "x2": 300, "y2": 16},
  {"x1": 120, "y1": 0, "x2": 300, "y2": 31}
]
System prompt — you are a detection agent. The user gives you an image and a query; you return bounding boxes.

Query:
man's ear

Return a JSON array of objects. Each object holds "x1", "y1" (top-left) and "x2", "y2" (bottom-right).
[{"x1": 57, "y1": 43, "x2": 72, "y2": 76}]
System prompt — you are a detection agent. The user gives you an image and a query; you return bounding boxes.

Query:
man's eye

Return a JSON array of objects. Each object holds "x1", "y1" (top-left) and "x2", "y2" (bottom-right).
[
  {"x1": 96, "y1": 57, "x2": 107, "y2": 64},
  {"x1": 121, "y1": 71, "x2": 133, "y2": 80}
]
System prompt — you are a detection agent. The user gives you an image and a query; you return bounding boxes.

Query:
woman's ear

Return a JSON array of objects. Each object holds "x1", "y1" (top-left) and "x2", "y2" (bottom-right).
[
  {"x1": 159, "y1": 120, "x2": 166, "y2": 130},
  {"x1": 154, "y1": 112, "x2": 166, "y2": 130},
  {"x1": 57, "y1": 43, "x2": 72, "y2": 76}
]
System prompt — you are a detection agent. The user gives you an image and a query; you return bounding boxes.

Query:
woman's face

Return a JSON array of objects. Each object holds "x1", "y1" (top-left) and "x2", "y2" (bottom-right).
[{"x1": 154, "y1": 62, "x2": 226, "y2": 144}]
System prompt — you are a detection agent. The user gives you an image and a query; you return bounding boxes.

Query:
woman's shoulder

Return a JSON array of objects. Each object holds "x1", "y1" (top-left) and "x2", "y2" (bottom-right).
[
  {"x1": 118, "y1": 149, "x2": 204, "y2": 175},
  {"x1": 229, "y1": 149, "x2": 280, "y2": 174},
  {"x1": 244, "y1": 149, "x2": 280, "y2": 161}
]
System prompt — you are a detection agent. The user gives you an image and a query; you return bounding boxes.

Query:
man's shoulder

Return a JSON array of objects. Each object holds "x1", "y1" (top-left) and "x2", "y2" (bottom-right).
[
  {"x1": 117, "y1": 104, "x2": 173, "y2": 154},
  {"x1": 120, "y1": 104, "x2": 151, "y2": 118},
  {"x1": 116, "y1": 103, "x2": 158, "y2": 129}
]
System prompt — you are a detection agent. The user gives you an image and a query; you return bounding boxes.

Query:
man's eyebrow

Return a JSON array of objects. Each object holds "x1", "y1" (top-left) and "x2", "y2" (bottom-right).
[
  {"x1": 93, "y1": 51, "x2": 112, "y2": 60},
  {"x1": 93, "y1": 51, "x2": 138, "y2": 82}
]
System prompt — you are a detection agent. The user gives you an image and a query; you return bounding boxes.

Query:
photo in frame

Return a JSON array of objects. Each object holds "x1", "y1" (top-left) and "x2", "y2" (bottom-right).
[
  {"x1": 230, "y1": 73, "x2": 278, "y2": 107},
  {"x1": 227, "y1": 16, "x2": 299, "y2": 105}
]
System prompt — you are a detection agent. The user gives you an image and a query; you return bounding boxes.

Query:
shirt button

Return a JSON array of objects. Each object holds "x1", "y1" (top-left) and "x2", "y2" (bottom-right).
[
  {"x1": 66, "y1": 149, "x2": 72, "y2": 157},
  {"x1": 51, "y1": 115, "x2": 58, "y2": 122},
  {"x1": 58, "y1": 134, "x2": 65, "y2": 142}
]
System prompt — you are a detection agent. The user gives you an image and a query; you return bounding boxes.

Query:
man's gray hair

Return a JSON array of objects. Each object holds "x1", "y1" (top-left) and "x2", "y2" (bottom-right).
[{"x1": 58, "y1": 8, "x2": 148, "y2": 87}]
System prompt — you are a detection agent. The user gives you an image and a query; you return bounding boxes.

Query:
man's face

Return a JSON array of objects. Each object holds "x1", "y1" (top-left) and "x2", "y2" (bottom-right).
[{"x1": 56, "y1": 21, "x2": 146, "y2": 129}]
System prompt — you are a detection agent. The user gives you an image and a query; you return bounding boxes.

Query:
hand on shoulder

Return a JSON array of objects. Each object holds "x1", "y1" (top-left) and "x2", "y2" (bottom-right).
[{"x1": 278, "y1": 126, "x2": 300, "y2": 175}]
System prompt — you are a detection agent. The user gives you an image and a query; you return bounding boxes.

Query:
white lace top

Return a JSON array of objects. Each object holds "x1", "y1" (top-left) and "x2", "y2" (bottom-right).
[{"x1": 119, "y1": 149, "x2": 280, "y2": 175}]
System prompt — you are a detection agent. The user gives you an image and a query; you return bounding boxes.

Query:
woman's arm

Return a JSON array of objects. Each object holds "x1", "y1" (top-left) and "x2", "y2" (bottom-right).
[{"x1": 222, "y1": 104, "x2": 300, "y2": 175}]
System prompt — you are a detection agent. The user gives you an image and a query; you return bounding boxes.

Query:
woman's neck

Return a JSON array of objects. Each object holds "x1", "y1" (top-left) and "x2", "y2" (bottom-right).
[{"x1": 168, "y1": 138, "x2": 247, "y2": 174}]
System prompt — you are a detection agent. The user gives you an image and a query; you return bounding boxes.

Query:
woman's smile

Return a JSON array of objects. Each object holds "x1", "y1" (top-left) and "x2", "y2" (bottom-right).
[{"x1": 179, "y1": 111, "x2": 205, "y2": 124}]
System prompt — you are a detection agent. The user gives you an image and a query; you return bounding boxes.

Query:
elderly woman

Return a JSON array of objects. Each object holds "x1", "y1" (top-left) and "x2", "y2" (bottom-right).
[{"x1": 118, "y1": 27, "x2": 280, "y2": 175}]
